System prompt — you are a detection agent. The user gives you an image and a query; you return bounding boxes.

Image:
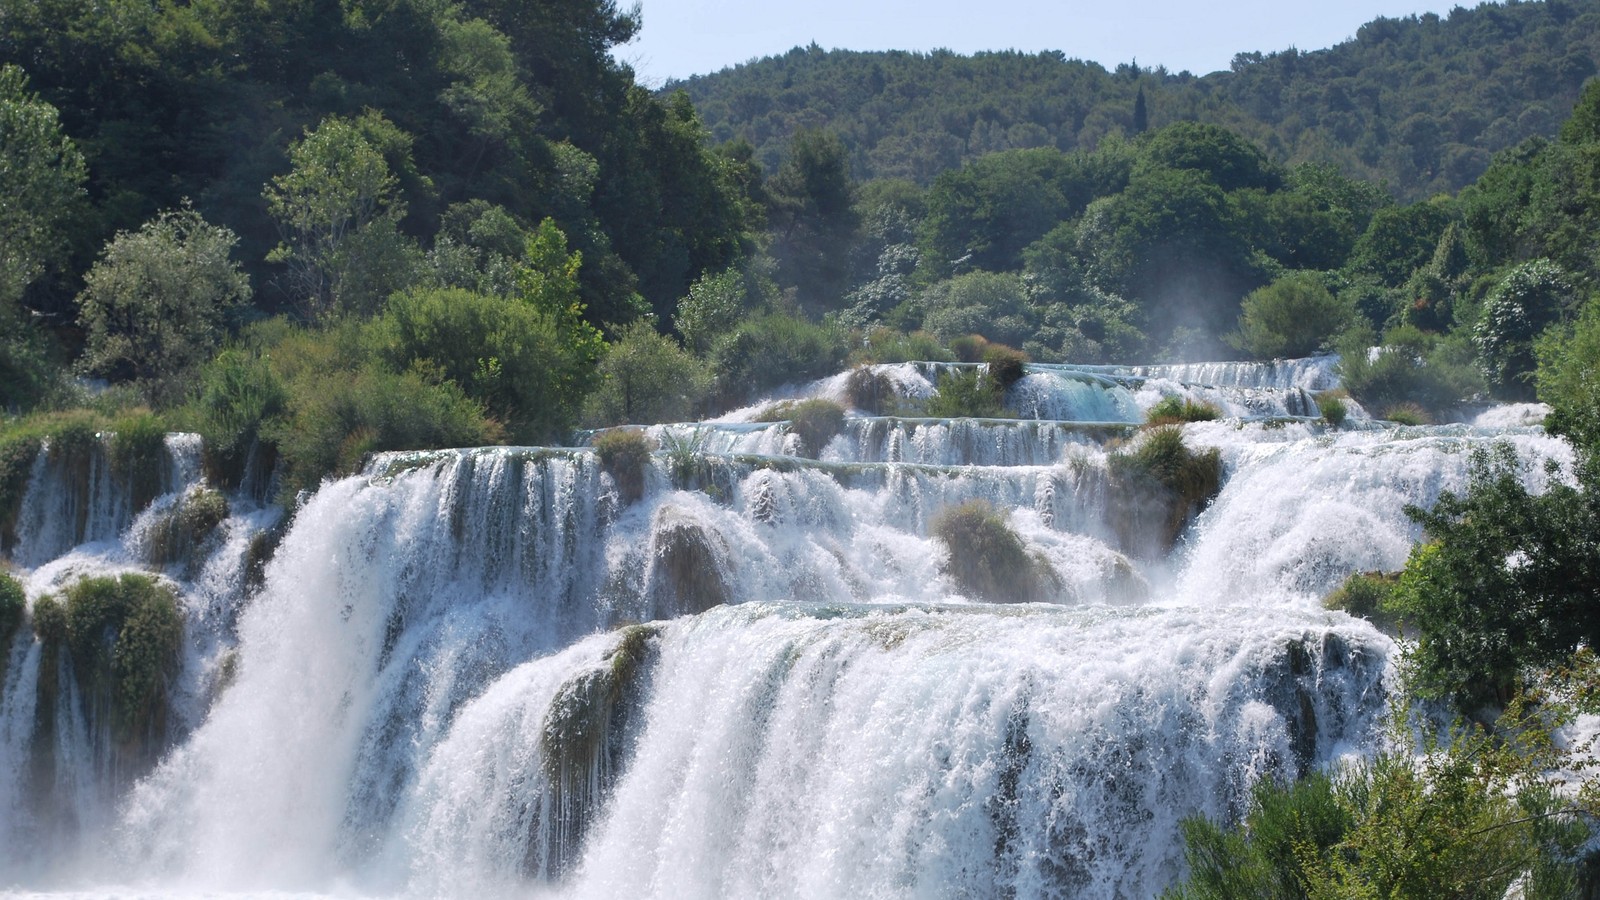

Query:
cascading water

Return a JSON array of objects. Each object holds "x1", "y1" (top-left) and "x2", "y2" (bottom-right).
[{"x1": 0, "y1": 356, "x2": 1572, "y2": 898}]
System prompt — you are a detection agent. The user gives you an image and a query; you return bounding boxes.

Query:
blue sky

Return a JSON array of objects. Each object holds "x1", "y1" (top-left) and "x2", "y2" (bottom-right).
[{"x1": 616, "y1": 0, "x2": 1459, "y2": 85}]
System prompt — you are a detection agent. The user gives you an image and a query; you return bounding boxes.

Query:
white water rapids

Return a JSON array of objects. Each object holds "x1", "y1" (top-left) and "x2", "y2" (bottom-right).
[{"x1": 0, "y1": 357, "x2": 1573, "y2": 898}]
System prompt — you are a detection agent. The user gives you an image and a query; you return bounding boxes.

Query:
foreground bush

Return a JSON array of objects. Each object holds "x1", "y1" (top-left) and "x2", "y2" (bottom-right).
[{"x1": 930, "y1": 499, "x2": 1056, "y2": 603}]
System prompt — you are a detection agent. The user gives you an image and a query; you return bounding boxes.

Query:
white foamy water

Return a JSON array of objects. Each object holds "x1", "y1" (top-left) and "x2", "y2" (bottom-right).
[{"x1": 0, "y1": 355, "x2": 1574, "y2": 897}]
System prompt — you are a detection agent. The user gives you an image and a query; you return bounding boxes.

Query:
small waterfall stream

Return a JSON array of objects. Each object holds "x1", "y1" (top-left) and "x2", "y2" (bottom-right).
[{"x1": 0, "y1": 357, "x2": 1570, "y2": 897}]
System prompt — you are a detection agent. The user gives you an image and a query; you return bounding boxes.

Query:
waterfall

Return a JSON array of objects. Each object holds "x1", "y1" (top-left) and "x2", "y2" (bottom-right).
[{"x1": 0, "y1": 356, "x2": 1574, "y2": 897}]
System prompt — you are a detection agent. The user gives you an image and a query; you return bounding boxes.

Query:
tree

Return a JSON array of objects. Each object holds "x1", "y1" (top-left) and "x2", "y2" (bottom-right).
[
  {"x1": 75, "y1": 206, "x2": 250, "y2": 403},
  {"x1": 674, "y1": 267, "x2": 748, "y2": 356},
  {"x1": 766, "y1": 128, "x2": 859, "y2": 312},
  {"x1": 1230, "y1": 273, "x2": 1355, "y2": 359},
  {"x1": 264, "y1": 111, "x2": 423, "y2": 317},
  {"x1": 582, "y1": 320, "x2": 712, "y2": 427},
  {"x1": 1475, "y1": 259, "x2": 1577, "y2": 398},
  {"x1": 0, "y1": 64, "x2": 85, "y2": 307}
]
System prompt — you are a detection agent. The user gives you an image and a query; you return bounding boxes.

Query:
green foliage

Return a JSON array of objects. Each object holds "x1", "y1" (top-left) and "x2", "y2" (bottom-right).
[
  {"x1": 265, "y1": 362, "x2": 499, "y2": 495},
  {"x1": 1315, "y1": 391, "x2": 1349, "y2": 427},
  {"x1": 1231, "y1": 273, "x2": 1356, "y2": 359},
  {"x1": 179, "y1": 347, "x2": 287, "y2": 490},
  {"x1": 766, "y1": 128, "x2": 859, "y2": 312},
  {"x1": 108, "y1": 410, "x2": 170, "y2": 512},
  {"x1": 1146, "y1": 396, "x2": 1220, "y2": 425},
  {"x1": 919, "y1": 272, "x2": 1035, "y2": 348},
  {"x1": 264, "y1": 111, "x2": 424, "y2": 317},
  {"x1": 591, "y1": 428, "x2": 654, "y2": 504},
  {"x1": 929, "y1": 499, "x2": 1056, "y2": 603},
  {"x1": 1166, "y1": 772, "x2": 1350, "y2": 900},
  {"x1": 0, "y1": 568, "x2": 23, "y2": 670},
  {"x1": 850, "y1": 327, "x2": 953, "y2": 365},
  {"x1": 1135, "y1": 122, "x2": 1283, "y2": 193},
  {"x1": 925, "y1": 368, "x2": 1009, "y2": 419},
  {"x1": 44, "y1": 574, "x2": 184, "y2": 747},
  {"x1": 1345, "y1": 201, "x2": 1454, "y2": 288},
  {"x1": 981, "y1": 344, "x2": 1028, "y2": 391},
  {"x1": 674, "y1": 267, "x2": 748, "y2": 356},
  {"x1": 1474, "y1": 259, "x2": 1577, "y2": 399},
  {"x1": 1389, "y1": 443, "x2": 1600, "y2": 709},
  {"x1": 1537, "y1": 297, "x2": 1600, "y2": 453},
  {"x1": 368, "y1": 285, "x2": 592, "y2": 442},
  {"x1": 146, "y1": 486, "x2": 229, "y2": 569},
  {"x1": 76, "y1": 206, "x2": 250, "y2": 404},
  {"x1": 1109, "y1": 426, "x2": 1223, "y2": 548},
  {"x1": 1336, "y1": 324, "x2": 1484, "y2": 415},
  {"x1": 709, "y1": 312, "x2": 848, "y2": 405},
  {"x1": 1382, "y1": 402, "x2": 1432, "y2": 426},
  {"x1": 1322, "y1": 570, "x2": 1400, "y2": 629},
  {"x1": 583, "y1": 320, "x2": 712, "y2": 427},
  {"x1": 0, "y1": 63, "x2": 85, "y2": 308},
  {"x1": 843, "y1": 366, "x2": 899, "y2": 415},
  {"x1": 755, "y1": 398, "x2": 847, "y2": 458}
]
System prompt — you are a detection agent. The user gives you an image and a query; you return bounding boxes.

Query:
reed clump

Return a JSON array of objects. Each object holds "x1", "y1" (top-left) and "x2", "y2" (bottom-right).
[{"x1": 1108, "y1": 426, "x2": 1223, "y2": 551}]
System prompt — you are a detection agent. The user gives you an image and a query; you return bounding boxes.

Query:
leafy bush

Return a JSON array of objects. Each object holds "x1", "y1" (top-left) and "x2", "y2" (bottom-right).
[
  {"x1": 265, "y1": 364, "x2": 501, "y2": 496},
  {"x1": 367, "y1": 286, "x2": 598, "y2": 442},
  {"x1": 756, "y1": 398, "x2": 847, "y2": 457},
  {"x1": 1323, "y1": 570, "x2": 1400, "y2": 629},
  {"x1": 981, "y1": 343, "x2": 1028, "y2": 390},
  {"x1": 848, "y1": 327, "x2": 952, "y2": 364},
  {"x1": 1146, "y1": 395, "x2": 1220, "y2": 425},
  {"x1": 582, "y1": 320, "x2": 712, "y2": 427},
  {"x1": 930, "y1": 499, "x2": 1056, "y2": 603},
  {"x1": 1336, "y1": 324, "x2": 1484, "y2": 415},
  {"x1": 179, "y1": 347, "x2": 286, "y2": 491},
  {"x1": 1388, "y1": 443, "x2": 1600, "y2": 709},
  {"x1": 844, "y1": 366, "x2": 900, "y2": 415},
  {"x1": 948, "y1": 334, "x2": 991, "y2": 363},
  {"x1": 924, "y1": 368, "x2": 1009, "y2": 419},
  {"x1": 42, "y1": 574, "x2": 184, "y2": 747},
  {"x1": 1109, "y1": 426, "x2": 1223, "y2": 549},
  {"x1": 592, "y1": 428, "x2": 655, "y2": 504},
  {"x1": 1474, "y1": 259, "x2": 1576, "y2": 400},
  {"x1": 710, "y1": 312, "x2": 849, "y2": 405},
  {"x1": 0, "y1": 568, "x2": 23, "y2": 671},
  {"x1": 75, "y1": 205, "x2": 250, "y2": 404},
  {"x1": 1314, "y1": 390, "x2": 1348, "y2": 427},
  {"x1": 1230, "y1": 272, "x2": 1356, "y2": 359},
  {"x1": 147, "y1": 486, "x2": 229, "y2": 569},
  {"x1": 1381, "y1": 402, "x2": 1431, "y2": 426}
]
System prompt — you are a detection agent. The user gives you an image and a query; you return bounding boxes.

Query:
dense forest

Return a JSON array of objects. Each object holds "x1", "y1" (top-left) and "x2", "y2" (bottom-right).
[
  {"x1": 676, "y1": 0, "x2": 1600, "y2": 198},
  {"x1": 5, "y1": 0, "x2": 1600, "y2": 890}
]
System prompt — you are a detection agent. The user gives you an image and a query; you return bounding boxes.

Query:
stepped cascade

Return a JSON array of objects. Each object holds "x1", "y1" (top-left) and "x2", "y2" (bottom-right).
[{"x1": 0, "y1": 356, "x2": 1572, "y2": 898}]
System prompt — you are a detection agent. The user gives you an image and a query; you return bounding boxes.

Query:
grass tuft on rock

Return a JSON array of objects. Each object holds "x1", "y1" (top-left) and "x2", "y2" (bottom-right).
[
  {"x1": 757, "y1": 398, "x2": 847, "y2": 458},
  {"x1": 930, "y1": 499, "x2": 1057, "y2": 603},
  {"x1": 1323, "y1": 570, "x2": 1402, "y2": 631},
  {"x1": 1108, "y1": 427, "x2": 1224, "y2": 552},
  {"x1": 1146, "y1": 395, "x2": 1221, "y2": 426},
  {"x1": 592, "y1": 428, "x2": 655, "y2": 504}
]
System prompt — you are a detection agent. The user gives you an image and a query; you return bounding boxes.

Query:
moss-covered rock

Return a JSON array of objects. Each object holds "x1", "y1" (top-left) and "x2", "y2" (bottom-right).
[
  {"x1": 146, "y1": 486, "x2": 229, "y2": 570},
  {"x1": 931, "y1": 499, "x2": 1058, "y2": 603},
  {"x1": 845, "y1": 366, "x2": 898, "y2": 415}
]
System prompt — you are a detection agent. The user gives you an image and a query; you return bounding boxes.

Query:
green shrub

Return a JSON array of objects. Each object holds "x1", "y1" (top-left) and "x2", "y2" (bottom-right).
[
  {"x1": 180, "y1": 347, "x2": 286, "y2": 491},
  {"x1": 366, "y1": 286, "x2": 597, "y2": 443},
  {"x1": 981, "y1": 343, "x2": 1029, "y2": 391},
  {"x1": 266, "y1": 363, "x2": 502, "y2": 496},
  {"x1": 1336, "y1": 325, "x2": 1484, "y2": 415},
  {"x1": 1229, "y1": 272, "x2": 1356, "y2": 359},
  {"x1": 711, "y1": 312, "x2": 849, "y2": 406},
  {"x1": 930, "y1": 499, "x2": 1056, "y2": 603},
  {"x1": 844, "y1": 366, "x2": 899, "y2": 415},
  {"x1": 147, "y1": 487, "x2": 229, "y2": 568},
  {"x1": 582, "y1": 320, "x2": 712, "y2": 428},
  {"x1": 849, "y1": 327, "x2": 953, "y2": 364},
  {"x1": 1323, "y1": 571, "x2": 1400, "y2": 629},
  {"x1": 1109, "y1": 426, "x2": 1223, "y2": 549},
  {"x1": 45, "y1": 574, "x2": 183, "y2": 747},
  {"x1": 948, "y1": 334, "x2": 990, "y2": 363},
  {"x1": 0, "y1": 568, "x2": 23, "y2": 672},
  {"x1": 1315, "y1": 391, "x2": 1349, "y2": 427},
  {"x1": 108, "y1": 410, "x2": 169, "y2": 512},
  {"x1": 925, "y1": 368, "x2": 1010, "y2": 419},
  {"x1": 592, "y1": 428, "x2": 655, "y2": 504},
  {"x1": 1382, "y1": 402, "x2": 1431, "y2": 426},
  {"x1": 1146, "y1": 395, "x2": 1221, "y2": 425},
  {"x1": 756, "y1": 398, "x2": 847, "y2": 457}
]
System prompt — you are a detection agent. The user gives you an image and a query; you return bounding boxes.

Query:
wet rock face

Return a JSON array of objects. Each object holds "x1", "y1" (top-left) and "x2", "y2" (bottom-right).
[{"x1": 645, "y1": 505, "x2": 732, "y2": 617}]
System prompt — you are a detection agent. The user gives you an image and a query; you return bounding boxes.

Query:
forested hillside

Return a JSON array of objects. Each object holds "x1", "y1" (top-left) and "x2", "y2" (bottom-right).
[{"x1": 675, "y1": 0, "x2": 1600, "y2": 198}]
